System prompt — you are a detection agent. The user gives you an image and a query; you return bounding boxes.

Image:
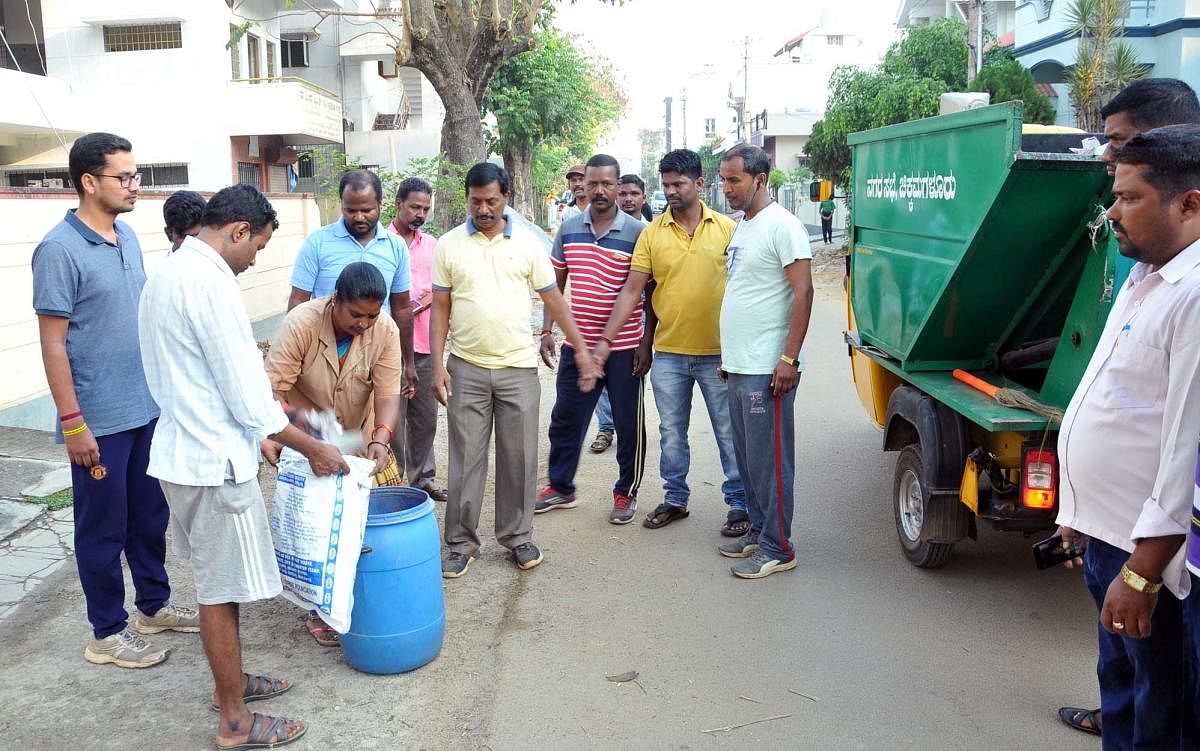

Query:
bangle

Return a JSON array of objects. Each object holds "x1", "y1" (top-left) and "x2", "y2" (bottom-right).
[
  {"x1": 540, "y1": 328, "x2": 553, "y2": 337},
  {"x1": 62, "y1": 423, "x2": 89, "y2": 437},
  {"x1": 59, "y1": 411, "x2": 83, "y2": 422},
  {"x1": 367, "y1": 440, "x2": 391, "y2": 452},
  {"x1": 373, "y1": 423, "x2": 393, "y2": 442}
]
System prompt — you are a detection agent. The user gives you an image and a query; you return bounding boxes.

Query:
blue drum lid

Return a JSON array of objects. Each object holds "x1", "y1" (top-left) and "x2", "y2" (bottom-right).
[{"x1": 366, "y1": 486, "x2": 432, "y2": 525}]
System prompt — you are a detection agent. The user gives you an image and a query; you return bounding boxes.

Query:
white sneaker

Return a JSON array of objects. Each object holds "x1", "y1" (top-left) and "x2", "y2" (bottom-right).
[
  {"x1": 84, "y1": 627, "x2": 169, "y2": 668},
  {"x1": 135, "y1": 602, "x2": 200, "y2": 634}
]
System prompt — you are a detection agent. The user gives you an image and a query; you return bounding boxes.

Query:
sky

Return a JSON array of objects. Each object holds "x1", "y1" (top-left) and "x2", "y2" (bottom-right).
[{"x1": 551, "y1": 0, "x2": 903, "y2": 170}]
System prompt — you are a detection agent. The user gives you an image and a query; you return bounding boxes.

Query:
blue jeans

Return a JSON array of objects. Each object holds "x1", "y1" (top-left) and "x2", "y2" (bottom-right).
[
  {"x1": 593, "y1": 387, "x2": 614, "y2": 435},
  {"x1": 1083, "y1": 537, "x2": 1184, "y2": 750},
  {"x1": 648, "y1": 352, "x2": 745, "y2": 511},
  {"x1": 727, "y1": 373, "x2": 796, "y2": 560},
  {"x1": 1182, "y1": 572, "x2": 1200, "y2": 743}
]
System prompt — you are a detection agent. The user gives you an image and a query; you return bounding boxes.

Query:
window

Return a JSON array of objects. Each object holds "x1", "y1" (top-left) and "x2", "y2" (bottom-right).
[
  {"x1": 103, "y1": 23, "x2": 182, "y2": 52},
  {"x1": 230, "y1": 24, "x2": 240, "y2": 79},
  {"x1": 281, "y1": 37, "x2": 309, "y2": 68},
  {"x1": 826, "y1": 35, "x2": 843, "y2": 46},
  {"x1": 141, "y1": 163, "x2": 189, "y2": 188},
  {"x1": 266, "y1": 41, "x2": 277, "y2": 78},
  {"x1": 296, "y1": 152, "x2": 315, "y2": 179},
  {"x1": 704, "y1": 118, "x2": 716, "y2": 137},
  {"x1": 1127, "y1": 0, "x2": 1155, "y2": 17},
  {"x1": 6, "y1": 170, "x2": 71, "y2": 188},
  {"x1": 238, "y1": 162, "x2": 262, "y2": 189},
  {"x1": 246, "y1": 33, "x2": 261, "y2": 80}
]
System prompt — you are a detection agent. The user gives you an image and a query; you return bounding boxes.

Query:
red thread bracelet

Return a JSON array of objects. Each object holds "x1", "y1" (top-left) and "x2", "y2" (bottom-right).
[
  {"x1": 59, "y1": 411, "x2": 83, "y2": 422},
  {"x1": 373, "y1": 423, "x2": 393, "y2": 442}
]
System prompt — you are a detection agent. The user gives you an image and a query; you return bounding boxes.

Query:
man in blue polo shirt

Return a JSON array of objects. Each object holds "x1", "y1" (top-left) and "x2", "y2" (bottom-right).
[
  {"x1": 289, "y1": 169, "x2": 417, "y2": 395},
  {"x1": 32, "y1": 132, "x2": 198, "y2": 669}
]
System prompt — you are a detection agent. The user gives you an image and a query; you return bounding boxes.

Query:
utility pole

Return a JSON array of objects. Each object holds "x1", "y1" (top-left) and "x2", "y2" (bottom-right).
[
  {"x1": 664, "y1": 96, "x2": 673, "y2": 152},
  {"x1": 741, "y1": 36, "x2": 750, "y2": 142},
  {"x1": 681, "y1": 89, "x2": 688, "y2": 149}
]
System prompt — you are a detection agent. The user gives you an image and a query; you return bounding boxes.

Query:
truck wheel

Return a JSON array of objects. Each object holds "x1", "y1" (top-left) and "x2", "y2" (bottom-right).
[{"x1": 893, "y1": 444, "x2": 955, "y2": 568}]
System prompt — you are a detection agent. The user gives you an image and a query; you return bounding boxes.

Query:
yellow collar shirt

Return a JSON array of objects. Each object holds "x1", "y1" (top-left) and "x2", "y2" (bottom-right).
[
  {"x1": 432, "y1": 214, "x2": 557, "y2": 369},
  {"x1": 630, "y1": 202, "x2": 736, "y2": 356}
]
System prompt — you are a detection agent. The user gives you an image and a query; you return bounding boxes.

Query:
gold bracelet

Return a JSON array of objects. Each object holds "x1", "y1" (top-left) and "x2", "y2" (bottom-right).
[{"x1": 62, "y1": 423, "x2": 89, "y2": 437}]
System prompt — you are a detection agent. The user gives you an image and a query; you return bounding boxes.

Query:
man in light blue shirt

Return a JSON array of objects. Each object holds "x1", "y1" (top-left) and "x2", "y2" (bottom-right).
[
  {"x1": 716, "y1": 145, "x2": 814, "y2": 580},
  {"x1": 289, "y1": 169, "x2": 417, "y2": 395}
]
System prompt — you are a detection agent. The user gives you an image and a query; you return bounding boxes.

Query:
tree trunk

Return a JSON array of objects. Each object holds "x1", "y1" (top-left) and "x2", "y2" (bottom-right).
[
  {"x1": 501, "y1": 143, "x2": 535, "y2": 220},
  {"x1": 429, "y1": 81, "x2": 486, "y2": 229}
]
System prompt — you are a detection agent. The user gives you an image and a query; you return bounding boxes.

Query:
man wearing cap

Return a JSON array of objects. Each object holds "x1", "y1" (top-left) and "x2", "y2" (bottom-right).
[{"x1": 560, "y1": 164, "x2": 589, "y2": 225}]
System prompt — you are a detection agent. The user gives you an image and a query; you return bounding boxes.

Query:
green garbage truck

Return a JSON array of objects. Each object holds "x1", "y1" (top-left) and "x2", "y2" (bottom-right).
[{"x1": 845, "y1": 102, "x2": 1122, "y2": 568}]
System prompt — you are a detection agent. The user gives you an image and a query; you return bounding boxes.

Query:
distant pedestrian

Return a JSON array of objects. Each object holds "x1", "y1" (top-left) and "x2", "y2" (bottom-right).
[
  {"x1": 559, "y1": 163, "x2": 589, "y2": 225},
  {"x1": 386, "y1": 177, "x2": 447, "y2": 501},
  {"x1": 715, "y1": 145, "x2": 813, "y2": 579},
  {"x1": 1055, "y1": 125, "x2": 1200, "y2": 749},
  {"x1": 819, "y1": 196, "x2": 835, "y2": 245},
  {"x1": 618, "y1": 173, "x2": 652, "y2": 223},
  {"x1": 431, "y1": 163, "x2": 599, "y2": 578},
  {"x1": 140, "y1": 184, "x2": 348, "y2": 751},
  {"x1": 595, "y1": 149, "x2": 748, "y2": 535},
  {"x1": 535, "y1": 154, "x2": 649, "y2": 525},
  {"x1": 289, "y1": 169, "x2": 417, "y2": 398},
  {"x1": 32, "y1": 132, "x2": 198, "y2": 670},
  {"x1": 163, "y1": 190, "x2": 205, "y2": 252}
]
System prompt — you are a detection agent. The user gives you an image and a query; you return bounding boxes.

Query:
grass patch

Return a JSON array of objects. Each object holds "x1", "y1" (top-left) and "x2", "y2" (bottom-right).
[{"x1": 28, "y1": 488, "x2": 73, "y2": 511}]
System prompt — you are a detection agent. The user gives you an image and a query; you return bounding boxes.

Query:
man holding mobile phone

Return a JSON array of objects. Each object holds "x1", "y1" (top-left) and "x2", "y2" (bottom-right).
[
  {"x1": 388, "y1": 178, "x2": 447, "y2": 502},
  {"x1": 1055, "y1": 125, "x2": 1200, "y2": 749}
]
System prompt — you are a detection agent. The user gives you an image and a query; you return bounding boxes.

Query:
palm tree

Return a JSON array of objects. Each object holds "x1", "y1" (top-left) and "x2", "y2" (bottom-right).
[{"x1": 1065, "y1": 0, "x2": 1150, "y2": 131}]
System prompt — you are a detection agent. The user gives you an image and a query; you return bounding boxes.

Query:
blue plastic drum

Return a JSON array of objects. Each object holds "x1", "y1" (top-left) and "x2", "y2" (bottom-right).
[{"x1": 340, "y1": 486, "x2": 445, "y2": 674}]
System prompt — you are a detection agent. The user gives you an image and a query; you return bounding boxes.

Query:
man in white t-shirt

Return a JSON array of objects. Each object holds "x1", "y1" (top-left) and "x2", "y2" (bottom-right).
[{"x1": 715, "y1": 145, "x2": 814, "y2": 579}]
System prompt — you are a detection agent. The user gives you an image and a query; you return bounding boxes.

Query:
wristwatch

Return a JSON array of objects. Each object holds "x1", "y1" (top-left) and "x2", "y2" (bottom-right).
[
  {"x1": 779, "y1": 354, "x2": 798, "y2": 367},
  {"x1": 1120, "y1": 563, "x2": 1163, "y2": 594}
]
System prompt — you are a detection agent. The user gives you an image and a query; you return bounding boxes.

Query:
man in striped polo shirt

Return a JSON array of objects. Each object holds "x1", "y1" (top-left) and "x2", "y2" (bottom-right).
[{"x1": 536, "y1": 154, "x2": 649, "y2": 524}]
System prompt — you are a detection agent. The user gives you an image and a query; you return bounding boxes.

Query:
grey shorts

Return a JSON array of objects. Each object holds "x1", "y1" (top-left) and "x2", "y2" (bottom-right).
[{"x1": 161, "y1": 479, "x2": 282, "y2": 605}]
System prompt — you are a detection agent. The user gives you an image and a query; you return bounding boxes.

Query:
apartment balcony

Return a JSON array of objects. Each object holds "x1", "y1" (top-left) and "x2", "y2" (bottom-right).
[
  {"x1": 227, "y1": 77, "x2": 343, "y2": 145},
  {"x1": 337, "y1": 12, "x2": 403, "y2": 59},
  {"x1": 0, "y1": 68, "x2": 105, "y2": 169}
]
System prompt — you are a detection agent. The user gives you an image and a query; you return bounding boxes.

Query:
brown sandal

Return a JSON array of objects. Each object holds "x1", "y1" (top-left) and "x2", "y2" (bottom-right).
[
  {"x1": 210, "y1": 673, "x2": 293, "y2": 712},
  {"x1": 589, "y1": 432, "x2": 614, "y2": 453},
  {"x1": 642, "y1": 503, "x2": 689, "y2": 529},
  {"x1": 216, "y1": 712, "x2": 307, "y2": 750},
  {"x1": 306, "y1": 615, "x2": 339, "y2": 647}
]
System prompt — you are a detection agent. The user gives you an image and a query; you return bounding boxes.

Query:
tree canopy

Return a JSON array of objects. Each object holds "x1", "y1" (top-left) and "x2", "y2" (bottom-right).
[
  {"x1": 969, "y1": 49, "x2": 1056, "y2": 125},
  {"x1": 483, "y1": 27, "x2": 625, "y2": 215}
]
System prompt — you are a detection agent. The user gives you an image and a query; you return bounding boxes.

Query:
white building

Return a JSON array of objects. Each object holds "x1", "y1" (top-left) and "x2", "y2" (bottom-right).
[
  {"x1": 1013, "y1": 0, "x2": 1199, "y2": 128},
  {"x1": 0, "y1": 0, "x2": 443, "y2": 192}
]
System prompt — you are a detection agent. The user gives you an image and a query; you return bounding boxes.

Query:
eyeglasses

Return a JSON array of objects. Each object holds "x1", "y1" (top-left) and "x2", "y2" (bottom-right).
[{"x1": 91, "y1": 172, "x2": 142, "y2": 188}]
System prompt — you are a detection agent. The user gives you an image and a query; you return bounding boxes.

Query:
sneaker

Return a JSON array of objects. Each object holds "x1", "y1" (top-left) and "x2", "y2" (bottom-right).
[
  {"x1": 135, "y1": 602, "x2": 200, "y2": 634},
  {"x1": 513, "y1": 543, "x2": 543, "y2": 571},
  {"x1": 84, "y1": 627, "x2": 169, "y2": 668},
  {"x1": 717, "y1": 531, "x2": 760, "y2": 559},
  {"x1": 533, "y1": 485, "x2": 578, "y2": 514},
  {"x1": 442, "y1": 552, "x2": 475, "y2": 579},
  {"x1": 730, "y1": 551, "x2": 797, "y2": 579},
  {"x1": 608, "y1": 493, "x2": 637, "y2": 525}
]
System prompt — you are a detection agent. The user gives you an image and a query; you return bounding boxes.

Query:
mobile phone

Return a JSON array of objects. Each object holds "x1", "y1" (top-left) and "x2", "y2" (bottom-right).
[{"x1": 1032, "y1": 534, "x2": 1085, "y2": 570}]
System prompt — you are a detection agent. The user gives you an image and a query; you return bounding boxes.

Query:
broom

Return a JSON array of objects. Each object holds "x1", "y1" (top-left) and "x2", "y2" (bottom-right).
[{"x1": 952, "y1": 369, "x2": 1065, "y2": 424}]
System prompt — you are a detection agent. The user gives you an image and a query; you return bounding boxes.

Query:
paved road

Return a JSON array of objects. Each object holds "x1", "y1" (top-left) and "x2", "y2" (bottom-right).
[{"x1": 0, "y1": 284, "x2": 1099, "y2": 750}]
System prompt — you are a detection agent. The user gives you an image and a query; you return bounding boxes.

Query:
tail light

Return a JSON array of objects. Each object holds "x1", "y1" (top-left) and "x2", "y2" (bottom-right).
[{"x1": 1022, "y1": 448, "x2": 1057, "y2": 509}]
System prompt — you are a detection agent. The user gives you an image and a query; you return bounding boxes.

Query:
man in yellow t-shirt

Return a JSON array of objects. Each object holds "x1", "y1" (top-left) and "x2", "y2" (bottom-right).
[
  {"x1": 593, "y1": 149, "x2": 748, "y2": 535},
  {"x1": 430, "y1": 163, "x2": 598, "y2": 578}
]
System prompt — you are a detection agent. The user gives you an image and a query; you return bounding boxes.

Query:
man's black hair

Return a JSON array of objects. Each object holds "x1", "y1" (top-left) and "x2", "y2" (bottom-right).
[
  {"x1": 619, "y1": 173, "x2": 646, "y2": 192},
  {"x1": 334, "y1": 261, "x2": 387, "y2": 303},
  {"x1": 1101, "y1": 78, "x2": 1200, "y2": 130},
  {"x1": 397, "y1": 177, "x2": 433, "y2": 202},
  {"x1": 658, "y1": 149, "x2": 703, "y2": 181},
  {"x1": 68, "y1": 132, "x2": 132, "y2": 196},
  {"x1": 464, "y1": 162, "x2": 510, "y2": 196},
  {"x1": 339, "y1": 168, "x2": 383, "y2": 203},
  {"x1": 163, "y1": 191, "x2": 206, "y2": 234},
  {"x1": 201, "y1": 184, "x2": 279, "y2": 235},
  {"x1": 721, "y1": 144, "x2": 772, "y2": 180},
  {"x1": 586, "y1": 153, "x2": 621, "y2": 175},
  {"x1": 1111, "y1": 124, "x2": 1200, "y2": 202}
]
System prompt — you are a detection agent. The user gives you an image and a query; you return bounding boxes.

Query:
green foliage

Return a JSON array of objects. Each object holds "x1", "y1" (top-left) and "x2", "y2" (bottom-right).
[
  {"x1": 806, "y1": 21, "x2": 969, "y2": 190},
  {"x1": 483, "y1": 28, "x2": 625, "y2": 206},
  {"x1": 768, "y1": 168, "x2": 787, "y2": 191},
  {"x1": 639, "y1": 128, "x2": 664, "y2": 193},
  {"x1": 971, "y1": 57, "x2": 1056, "y2": 125},
  {"x1": 28, "y1": 488, "x2": 73, "y2": 511},
  {"x1": 1064, "y1": 0, "x2": 1149, "y2": 130},
  {"x1": 696, "y1": 141, "x2": 721, "y2": 181}
]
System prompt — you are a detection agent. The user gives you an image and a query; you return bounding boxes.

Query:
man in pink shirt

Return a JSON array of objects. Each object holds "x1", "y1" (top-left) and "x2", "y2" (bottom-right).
[{"x1": 388, "y1": 178, "x2": 446, "y2": 501}]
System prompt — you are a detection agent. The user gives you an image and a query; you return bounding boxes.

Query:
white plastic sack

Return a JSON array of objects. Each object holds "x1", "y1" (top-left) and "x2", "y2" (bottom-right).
[{"x1": 269, "y1": 449, "x2": 375, "y2": 633}]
